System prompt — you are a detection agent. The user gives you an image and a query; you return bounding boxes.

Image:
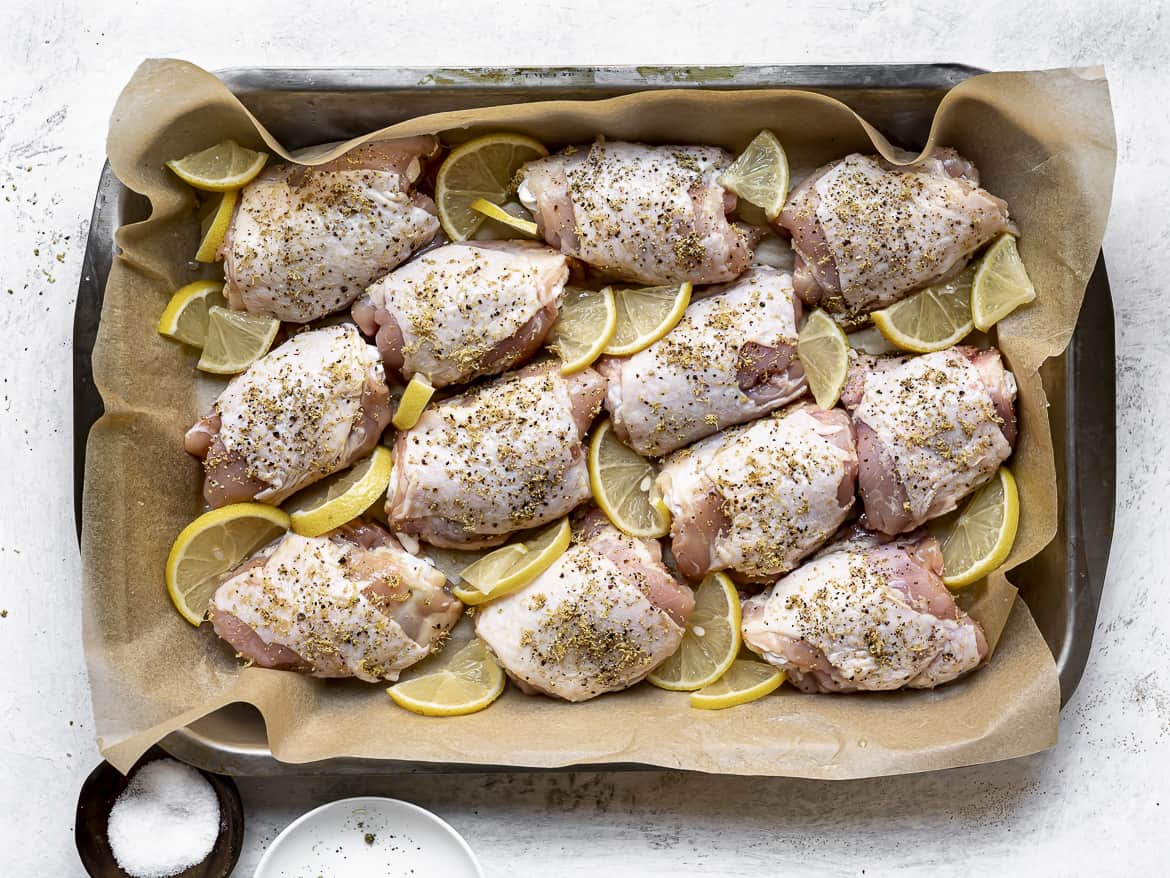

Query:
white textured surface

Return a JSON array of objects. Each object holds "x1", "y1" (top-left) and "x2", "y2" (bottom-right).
[{"x1": 0, "y1": 1, "x2": 1165, "y2": 874}]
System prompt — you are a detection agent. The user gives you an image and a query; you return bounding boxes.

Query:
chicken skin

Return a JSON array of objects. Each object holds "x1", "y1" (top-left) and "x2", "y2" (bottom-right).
[
  {"x1": 222, "y1": 137, "x2": 440, "y2": 323},
  {"x1": 185, "y1": 325, "x2": 391, "y2": 507},
  {"x1": 741, "y1": 533, "x2": 988, "y2": 692},
  {"x1": 842, "y1": 346, "x2": 1016, "y2": 535},
  {"x1": 351, "y1": 240, "x2": 569, "y2": 387},
  {"x1": 387, "y1": 361, "x2": 605, "y2": 548},
  {"x1": 518, "y1": 140, "x2": 756, "y2": 285},
  {"x1": 599, "y1": 265, "x2": 805, "y2": 457},
  {"x1": 209, "y1": 522, "x2": 461, "y2": 682},
  {"x1": 475, "y1": 511, "x2": 694, "y2": 702},
  {"x1": 777, "y1": 148, "x2": 1013, "y2": 316},
  {"x1": 657, "y1": 405, "x2": 858, "y2": 582}
]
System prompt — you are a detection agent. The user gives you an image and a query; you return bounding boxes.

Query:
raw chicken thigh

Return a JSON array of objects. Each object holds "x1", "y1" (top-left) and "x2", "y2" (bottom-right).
[
  {"x1": 185, "y1": 324, "x2": 391, "y2": 507},
  {"x1": 475, "y1": 511, "x2": 694, "y2": 701},
  {"x1": 518, "y1": 140, "x2": 756, "y2": 285},
  {"x1": 387, "y1": 361, "x2": 605, "y2": 548},
  {"x1": 657, "y1": 405, "x2": 858, "y2": 582},
  {"x1": 222, "y1": 137, "x2": 441, "y2": 323},
  {"x1": 777, "y1": 148, "x2": 1013, "y2": 316},
  {"x1": 599, "y1": 265, "x2": 805, "y2": 457},
  {"x1": 209, "y1": 522, "x2": 461, "y2": 682},
  {"x1": 351, "y1": 240, "x2": 569, "y2": 387},
  {"x1": 741, "y1": 533, "x2": 988, "y2": 692},
  {"x1": 843, "y1": 346, "x2": 1017, "y2": 535}
]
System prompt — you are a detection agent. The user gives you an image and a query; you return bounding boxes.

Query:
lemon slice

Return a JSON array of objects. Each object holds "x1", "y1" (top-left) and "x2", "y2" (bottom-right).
[
  {"x1": 196, "y1": 306, "x2": 280, "y2": 374},
  {"x1": 194, "y1": 189, "x2": 238, "y2": 263},
  {"x1": 718, "y1": 130, "x2": 790, "y2": 220},
  {"x1": 387, "y1": 637, "x2": 505, "y2": 717},
  {"x1": 547, "y1": 286, "x2": 618, "y2": 375},
  {"x1": 604, "y1": 282, "x2": 692, "y2": 357},
  {"x1": 166, "y1": 139, "x2": 269, "y2": 191},
  {"x1": 847, "y1": 324, "x2": 899, "y2": 356},
  {"x1": 392, "y1": 373, "x2": 435, "y2": 430},
  {"x1": 166, "y1": 503, "x2": 290, "y2": 626},
  {"x1": 871, "y1": 267, "x2": 975, "y2": 354},
  {"x1": 941, "y1": 467, "x2": 1020, "y2": 588},
  {"x1": 469, "y1": 198, "x2": 539, "y2": 238},
  {"x1": 453, "y1": 517, "x2": 572, "y2": 605},
  {"x1": 435, "y1": 133, "x2": 549, "y2": 241},
  {"x1": 285, "y1": 447, "x2": 394, "y2": 538},
  {"x1": 647, "y1": 572, "x2": 740, "y2": 691},
  {"x1": 689, "y1": 659, "x2": 785, "y2": 710},
  {"x1": 797, "y1": 308, "x2": 850, "y2": 409},
  {"x1": 157, "y1": 280, "x2": 227, "y2": 347},
  {"x1": 972, "y1": 234, "x2": 1037, "y2": 331},
  {"x1": 588, "y1": 420, "x2": 670, "y2": 539}
]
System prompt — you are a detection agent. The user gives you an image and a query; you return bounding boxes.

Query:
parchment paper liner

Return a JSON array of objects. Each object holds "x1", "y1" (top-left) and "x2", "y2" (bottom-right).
[{"x1": 84, "y1": 60, "x2": 1114, "y2": 777}]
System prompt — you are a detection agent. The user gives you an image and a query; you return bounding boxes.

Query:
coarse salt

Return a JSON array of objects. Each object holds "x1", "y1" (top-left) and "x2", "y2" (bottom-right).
[{"x1": 106, "y1": 758, "x2": 221, "y2": 878}]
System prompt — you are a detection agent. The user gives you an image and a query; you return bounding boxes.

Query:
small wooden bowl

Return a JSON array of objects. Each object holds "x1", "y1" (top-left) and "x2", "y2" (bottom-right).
[{"x1": 75, "y1": 746, "x2": 244, "y2": 878}]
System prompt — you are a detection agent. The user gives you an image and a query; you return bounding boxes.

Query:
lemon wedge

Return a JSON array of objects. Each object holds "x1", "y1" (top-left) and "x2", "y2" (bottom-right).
[
  {"x1": 453, "y1": 517, "x2": 572, "y2": 605},
  {"x1": 647, "y1": 572, "x2": 740, "y2": 691},
  {"x1": 387, "y1": 637, "x2": 505, "y2": 717},
  {"x1": 604, "y1": 282, "x2": 692, "y2": 357},
  {"x1": 392, "y1": 373, "x2": 435, "y2": 430},
  {"x1": 719, "y1": 130, "x2": 790, "y2": 220},
  {"x1": 588, "y1": 420, "x2": 670, "y2": 539},
  {"x1": 435, "y1": 133, "x2": 549, "y2": 241},
  {"x1": 469, "y1": 197, "x2": 540, "y2": 237},
  {"x1": 166, "y1": 503, "x2": 290, "y2": 626},
  {"x1": 871, "y1": 267, "x2": 975, "y2": 353},
  {"x1": 941, "y1": 467, "x2": 1020, "y2": 589},
  {"x1": 196, "y1": 306, "x2": 280, "y2": 374},
  {"x1": 285, "y1": 447, "x2": 393, "y2": 538},
  {"x1": 157, "y1": 280, "x2": 227, "y2": 347},
  {"x1": 972, "y1": 234, "x2": 1037, "y2": 331},
  {"x1": 547, "y1": 286, "x2": 618, "y2": 375},
  {"x1": 166, "y1": 139, "x2": 269, "y2": 191},
  {"x1": 798, "y1": 308, "x2": 850, "y2": 409},
  {"x1": 195, "y1": 189, "x2": 238, "y2": 263},
  {"x1": 689, "y1": 659, "x2": 785, "y2": 710}
]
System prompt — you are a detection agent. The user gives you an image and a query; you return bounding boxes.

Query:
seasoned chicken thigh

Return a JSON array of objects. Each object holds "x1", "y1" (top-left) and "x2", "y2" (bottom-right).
[
  {"x1": 843, "y1": 346, "x2": 1016, "y2": 535},
  {"x1": 209, "y1": 521, "x2": 460, "y2": 682},
  {"x1": 475, "y1": 512, "x2": 694, "y2": 701},
  {"x1": 777, "y1": 148, "x2": 1013, "y2": 316},
  {"x1": 185, "y1": 325, "x2": 391, "y2": 507},
  {"x1": 351, "y1": 240, "x2": 569, "y2": 387},
  {"x1": 518, "y1": 140, "x2": 756, "y2": 285},
  {"x1": 657, "y1": 405, "x2": 858, "y2": 582},
  {"x1": 741, "y1": 533, "x2": 988, "y2": 692},
  {"x1": 222, "y1": 137, "x2": 441, "y2": 323},
  {"x1": 599, "y1": 265, "x2": 805, "y2": 457},
  {"x1": 387, "y1": 362, "x2": 605, "y2": 548}
]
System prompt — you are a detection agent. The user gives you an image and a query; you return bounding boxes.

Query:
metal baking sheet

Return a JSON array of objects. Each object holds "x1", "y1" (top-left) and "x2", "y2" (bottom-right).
[{"x1": 73, "y1": 64, "x2": 1114, "y2": 775}]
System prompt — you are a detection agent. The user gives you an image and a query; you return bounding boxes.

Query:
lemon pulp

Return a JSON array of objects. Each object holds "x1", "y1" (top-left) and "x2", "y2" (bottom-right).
[
  {"x1": 387, "y1": 638, "x2": 505, "y2": 717},
  {"x1": 165, "y1": 503, "x2": 290, "y2": 625},
  {"x1": 588, "y1": 420, "x2": 670, "y2": 539},
  {"x1": 547, "y1": 286, "x2": 618, "y2": 375},
  {"x1": 647, "y1": 572, "x2": 741, "y2": 691},
  {"x1": 157, "y1": 280, "x2": 227, "y2": 347},
  {"x1": 196, "y1": 306, "x2": 279, "y2": 374},
  {"x1": 435, "y1": 133, "x2": 548, "y2": 241},
  {"x1": 797, "y1": 308, "x2": 850, "y2": 409}
]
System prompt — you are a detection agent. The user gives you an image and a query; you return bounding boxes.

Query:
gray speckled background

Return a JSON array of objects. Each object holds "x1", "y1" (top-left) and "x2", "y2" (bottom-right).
[{"x1": 1, "y1": 0, "x2": 1164, "y2": 874}]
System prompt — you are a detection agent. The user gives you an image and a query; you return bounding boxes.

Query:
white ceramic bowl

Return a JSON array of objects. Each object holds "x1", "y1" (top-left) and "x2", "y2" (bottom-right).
[{"x1": 253, "y1": 796, "x2": 484, "y2": 878}]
